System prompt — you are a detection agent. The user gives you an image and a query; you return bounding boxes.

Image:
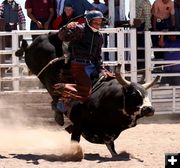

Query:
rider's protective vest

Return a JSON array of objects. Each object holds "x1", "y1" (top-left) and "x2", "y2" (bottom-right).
[
  {"x1": 59, "y1": 24, "x2": 103, "y2": 68},
  {"x1": 2, "y1": 1, "x2": 19, "y2": 24},
  {"x1": 69, "y1": 24, "x2": 103, "y2": 66}
]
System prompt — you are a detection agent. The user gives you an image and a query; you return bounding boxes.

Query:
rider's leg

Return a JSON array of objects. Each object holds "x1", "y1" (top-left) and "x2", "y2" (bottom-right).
[
  {"x1": 53, "y1": 62, "x2": 94, "y2": 126},
  {"x1": 51, "y1": 100, "x2": 64, "y2": 126},
  {"x1": 71, "y1": 62, "x2": 92, "y2": 98}
]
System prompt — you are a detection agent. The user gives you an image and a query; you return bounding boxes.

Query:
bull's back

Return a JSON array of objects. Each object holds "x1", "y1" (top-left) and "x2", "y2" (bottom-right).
[
  {"x1": 90, "y1": 79, "x2": 124, "y2": 113},
  {"x1": 25, "y1": 35, "x2": 56, "y2": 75},
  {"x1": 78, "y1": 79, "x2": 127, "y2": 139}
]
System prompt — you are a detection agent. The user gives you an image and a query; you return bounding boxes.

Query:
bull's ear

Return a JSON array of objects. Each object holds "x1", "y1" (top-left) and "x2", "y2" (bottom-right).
[{"x1": 142, "y1": 76, "x2": 160, "y2": 90}]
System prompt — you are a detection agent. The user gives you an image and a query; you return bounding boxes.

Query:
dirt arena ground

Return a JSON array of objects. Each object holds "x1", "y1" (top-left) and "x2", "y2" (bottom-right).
[{"x1": 0, "y1": 93, "x2": 180, "y2": 168}]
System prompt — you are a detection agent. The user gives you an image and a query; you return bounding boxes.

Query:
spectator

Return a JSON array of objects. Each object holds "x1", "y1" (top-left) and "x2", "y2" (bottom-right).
[
  {"x1": 101, "y1": 0, "x2": 109, "y2": 61},
  {"x1": 56, "y1": 0, "x2": 65, "y2": 16},
  {"x1": 174, "y1": 0, "x2": 180, "y2": 31},
  {"x1": 0, "y1": 0, "x2": 26, "y2": 31},
  {"x1": 53, "y1": 4, "x2": 85, "y2": 30},
  {"x1": 151, "y1": 0, "x2": 175, "y2": 60},
  {"x1": 103, "y1": 0, "x2": 108, "y2": 18},
  {"x1": 114, "y1": 0, "x2": 127, "y2": 27},
  {"x1": 91, "y1": 0, "x2": 108, "y2": 15},
  {"x1": 159, "y1": 32, "x2": 180, "y2": 85},
  {"x1": 64, "y1": 0, "x2": 94, "y2": 17},
  {"x1": 152, "y1": 0, "x2": 175, "y2": 31},
  {"x1": 0, "y1": 0, "x2": 26, "y2": 47},
  {"x1": 52, "y1": 0, "x2": 57, "y2": 23},
  {"x1": 135, "y1": 0, "x2": 152, "y2": 73},
  {"x1": 136, "y1": 0, "x2": 152, "y2": 31},
  {"x1": 25, "y1": 0, "x2": 54, "y2": 31}
]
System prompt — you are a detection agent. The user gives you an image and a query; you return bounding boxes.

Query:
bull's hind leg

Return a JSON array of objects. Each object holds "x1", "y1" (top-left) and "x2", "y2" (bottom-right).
[{"x1": 105, "y1": 141, "x2": 118, "y2": 157}]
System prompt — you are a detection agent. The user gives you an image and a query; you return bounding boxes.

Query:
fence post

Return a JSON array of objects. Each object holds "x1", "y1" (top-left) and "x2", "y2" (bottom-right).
[
  {"x1": 11, "y1": 31, "x2": 20, "y2": 91},
  {"x1": 108, "y1": 0, "x2": 116, "y2": 62},
  {"x1": 117, "y1": 28, "x2": 125, "y2": 73},
  {"x1": 0, "y1": 19, "x2": 5, "y2": 91},
  {"x1": 145, "y1": 31, "x2": 152, "y2": 98},
  {"x1": 130, "y1": 29, "x2": 137, "y2": 82}
]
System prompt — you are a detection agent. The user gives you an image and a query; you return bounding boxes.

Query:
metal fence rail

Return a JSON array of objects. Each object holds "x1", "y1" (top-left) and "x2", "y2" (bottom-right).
[
  {"x1": 0, "y1": 28, "x2": 137, "y2": 91},
  {"x1": 145, "y1": 31, "x2": 180, "y2": 114},
  {"x1": 0, "y1": 29, "x2": 180, "y2": 114}
]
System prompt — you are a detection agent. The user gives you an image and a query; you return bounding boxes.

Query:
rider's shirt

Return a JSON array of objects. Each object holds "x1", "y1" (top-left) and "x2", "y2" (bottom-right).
[{"x1": 58, "y1": 23, "x2": 103, "y2": 69}]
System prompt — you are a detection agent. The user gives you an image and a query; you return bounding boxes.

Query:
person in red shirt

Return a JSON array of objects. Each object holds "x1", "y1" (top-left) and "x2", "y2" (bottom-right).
[
  {"x1": 25, "y1": 0, "x2": 54, "y2": 30},
  {"x1": 53, "y1": 4, "x2": 85, "y2": 30}
]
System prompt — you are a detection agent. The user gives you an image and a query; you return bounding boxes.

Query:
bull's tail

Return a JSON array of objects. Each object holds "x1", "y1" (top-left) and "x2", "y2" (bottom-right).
[{"x1": 15, "y1": 39, "x2": 28, "y2": 58}]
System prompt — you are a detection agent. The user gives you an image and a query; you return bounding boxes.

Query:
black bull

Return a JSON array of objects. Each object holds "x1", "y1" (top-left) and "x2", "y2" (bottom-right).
[{"x1": 16, "y1": 32, "x2": 159, "y2": 156}]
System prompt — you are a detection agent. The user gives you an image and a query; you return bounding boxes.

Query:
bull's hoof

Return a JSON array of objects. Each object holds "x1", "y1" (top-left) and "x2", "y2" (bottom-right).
[
  {"x1": 65, "y1": 124, "x2": 73, "y2": 133},
  {"x1": 55, "y1": 112, "x2": 64, "y2": 126}
]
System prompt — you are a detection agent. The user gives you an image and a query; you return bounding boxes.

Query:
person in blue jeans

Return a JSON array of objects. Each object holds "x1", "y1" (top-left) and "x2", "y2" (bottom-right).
[{"x1": 159, "y1": 31, "x2": 180, "y2": 85}]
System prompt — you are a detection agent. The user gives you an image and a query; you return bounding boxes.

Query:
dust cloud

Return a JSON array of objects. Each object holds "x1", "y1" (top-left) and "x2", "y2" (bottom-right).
[{"x1": 0, "y1": 100, "x2": 83, "y2": 161}]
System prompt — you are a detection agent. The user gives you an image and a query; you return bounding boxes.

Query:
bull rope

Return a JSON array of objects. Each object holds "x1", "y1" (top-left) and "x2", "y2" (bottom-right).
[
  {"x1": 37, "y1": 56, "x2": 66, "y2": 77},
  {"x1": 103, "y1": 62, "x2": 180, "y2": 75},
  {"x1": 130, "y1": 62, "x2": 180, "y2": 74},
  {"x1": 37, "y1": 59, "x2": 180, "y2": 78}
]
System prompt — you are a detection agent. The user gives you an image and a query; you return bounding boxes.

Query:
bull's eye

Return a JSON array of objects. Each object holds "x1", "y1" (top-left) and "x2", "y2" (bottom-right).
[
  {"x1": 131, "y1": 92, "x2": 137, "y2": 97},
  {"x1": 132, "y1": 91, "x2": 143, "y2": 106}
]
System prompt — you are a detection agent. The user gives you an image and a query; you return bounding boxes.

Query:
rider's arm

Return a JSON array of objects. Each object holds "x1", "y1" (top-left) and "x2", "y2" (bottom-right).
[
  {"x1": 58, "y1": 22, "x2": 84, "y2": 42},
  {"x1": 94, "y1": 33, "x2": 104, "y2": 69}
]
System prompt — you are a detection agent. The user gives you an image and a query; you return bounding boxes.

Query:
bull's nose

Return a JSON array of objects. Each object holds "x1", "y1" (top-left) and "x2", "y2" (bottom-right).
[{"x1": 141, "y1": 106, "x2": 155, "y2": 116}]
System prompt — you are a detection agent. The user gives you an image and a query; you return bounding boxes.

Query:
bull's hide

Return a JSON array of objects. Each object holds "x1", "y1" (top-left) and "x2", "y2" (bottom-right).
[
  {"x1": 68, "y1": 78, "x2": 149, "y2": 144},
  {"x1": 16, "y1": 32, "x2": 157, "y2": 156}
]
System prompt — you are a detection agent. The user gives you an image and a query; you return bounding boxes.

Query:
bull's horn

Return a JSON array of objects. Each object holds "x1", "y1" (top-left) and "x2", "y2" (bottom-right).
[
  {"x1": 142, "y1": 76, "x2": 160, "y2": 90},
  {"x1": 116, "y1": 73, "x2": 131, "y2": 86},
  {"x1": 115, "y1": 64, "x2": 131, "y2": 86}
]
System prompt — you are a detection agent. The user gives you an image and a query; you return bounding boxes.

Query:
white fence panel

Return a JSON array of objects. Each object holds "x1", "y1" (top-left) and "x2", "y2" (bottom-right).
[
  {"x1": 1, "y1": 29, "x2": 180, "y2": 114},
  {"x1": 0, "y1": 28, "x2": 137, "y2": 91}
]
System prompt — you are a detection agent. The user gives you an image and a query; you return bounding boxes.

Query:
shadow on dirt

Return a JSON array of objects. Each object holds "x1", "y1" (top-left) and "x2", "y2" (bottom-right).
[
  {"x1": 0, "y1": 151, "x2": 144, "y2": 164},
  {"x1": 84, "y1": 151, "x2": 143, "y2": 163},
  {"x1": 9, "y1": 153, "x2": 80, "y2": 165},
  {"x1": 0, "y1": 155, "x2": 8, "y2": 159}
]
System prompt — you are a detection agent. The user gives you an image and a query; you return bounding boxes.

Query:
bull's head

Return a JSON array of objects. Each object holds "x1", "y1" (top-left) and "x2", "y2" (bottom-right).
[{"x1": 115, "y1": 65, "x2": 160, "y2": 117}]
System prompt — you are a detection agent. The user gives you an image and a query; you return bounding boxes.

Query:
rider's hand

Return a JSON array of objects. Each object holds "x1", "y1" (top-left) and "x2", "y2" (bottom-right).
[
  {"x1": 53, "y1": 83, "x2": 77, "y2": 93},
  {"x1": 64, "y1": 83, "x2": 78, "y2": 92},
  {"x1": 53, "y1": 83, "x2": 88, "y2": 102},
  {"x1": 66, "y1": 22, "x2": 78, "y2": 29}
]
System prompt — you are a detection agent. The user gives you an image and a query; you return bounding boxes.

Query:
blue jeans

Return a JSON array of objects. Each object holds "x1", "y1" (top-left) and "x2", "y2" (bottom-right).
[
  {"x1": 156, "y1": 19, "x2": 171, "y2": 31},
  {"x1": 85, "y1": 64, "x2": 97, "y2": 78},
  {"x1": 30, "y1": 18, "x2": 48, "y2": 30}
]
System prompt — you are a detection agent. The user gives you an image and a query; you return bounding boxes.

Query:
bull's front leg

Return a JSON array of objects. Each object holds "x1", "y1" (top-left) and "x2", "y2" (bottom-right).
[
  {"x1": 105, "y1": 141, "x2": 118, "y2": 157},
  {"x1": 71, "y1": 123, "x2": 82, "y2": 142}
]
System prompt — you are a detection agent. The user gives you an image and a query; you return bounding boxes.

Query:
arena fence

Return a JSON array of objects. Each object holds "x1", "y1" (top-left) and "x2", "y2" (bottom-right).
[{"x1": 0, "y1": 28, "x2": 180, "y2": 114}]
